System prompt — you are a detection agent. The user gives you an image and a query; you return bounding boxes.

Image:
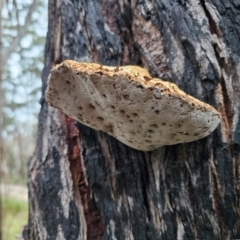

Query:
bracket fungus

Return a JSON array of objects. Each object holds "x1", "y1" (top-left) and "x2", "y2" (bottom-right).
[{"x1": 46, "y1": 60, "x2": 221, "y2": 151}]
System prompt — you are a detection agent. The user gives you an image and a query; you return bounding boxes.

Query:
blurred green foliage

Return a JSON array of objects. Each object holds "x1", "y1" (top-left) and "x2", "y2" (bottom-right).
[{"x1": 2, "y1": 196, "x2": 28, "y2": 240}]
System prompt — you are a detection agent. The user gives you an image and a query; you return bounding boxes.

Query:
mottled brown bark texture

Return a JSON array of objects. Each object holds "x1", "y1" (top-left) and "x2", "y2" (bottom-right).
[{"x1": 24, "y1": 0, "x2": 240, "y2": 239}]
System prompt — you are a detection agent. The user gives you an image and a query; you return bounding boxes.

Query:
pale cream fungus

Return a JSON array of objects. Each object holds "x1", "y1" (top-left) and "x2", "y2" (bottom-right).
[{"x1": 46, "y1": 60, "x2": 221, "y2": 151}]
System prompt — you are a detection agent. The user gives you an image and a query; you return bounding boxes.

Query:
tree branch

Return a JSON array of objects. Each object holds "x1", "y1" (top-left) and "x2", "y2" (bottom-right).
[{"x1": 2, "y1": 0, "x2": 40, "y2": 66}]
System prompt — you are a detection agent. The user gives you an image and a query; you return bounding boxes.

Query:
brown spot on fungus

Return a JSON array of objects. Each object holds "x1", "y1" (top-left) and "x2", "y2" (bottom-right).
[
  {"x1": 105, "y1": 124, "x2": 114, "y2": 133},
  {"x1": 144, "y1": 76, "x2": 151, "y2": 82},
  {"x1": 96, "y1": 116, "x2": 104, "y2": 121},
  {"x1": 46, "y1": 60, "x2": 221, "y2": 151},
  {"x1": 114, "y1": 67, "x2": 119, "y2": 72},
  {"x1": 89, "y1": 104, "x2": 95, "y2": 109}
]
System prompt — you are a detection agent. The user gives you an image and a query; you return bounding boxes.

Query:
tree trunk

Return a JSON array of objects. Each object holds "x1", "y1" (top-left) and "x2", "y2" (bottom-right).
[{"x1": 24, "y1": 1, "x2": 240, "y2": 239}]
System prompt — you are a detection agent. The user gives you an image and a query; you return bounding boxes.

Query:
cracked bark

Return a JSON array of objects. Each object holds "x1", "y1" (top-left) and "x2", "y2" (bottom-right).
[{"x1": 24, "y1": 1, "x2": 240, "y2": 240}]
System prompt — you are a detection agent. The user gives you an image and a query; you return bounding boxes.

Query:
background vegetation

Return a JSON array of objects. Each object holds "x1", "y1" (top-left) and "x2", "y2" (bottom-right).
[
  {"x1": 1, "y1": 0, "x2": 47, "y2": 183},
  {"x1": 0, "y1": 0, "x2": 47, "y2": 239},
  {"x1": 2, "y1": 194, "x2": 28, "y2": 240}
]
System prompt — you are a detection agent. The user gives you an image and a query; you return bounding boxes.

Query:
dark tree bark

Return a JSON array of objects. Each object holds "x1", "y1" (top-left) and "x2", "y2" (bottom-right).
[{"x1": 24, "y1": 0, "x2": 240, "y2": 239}]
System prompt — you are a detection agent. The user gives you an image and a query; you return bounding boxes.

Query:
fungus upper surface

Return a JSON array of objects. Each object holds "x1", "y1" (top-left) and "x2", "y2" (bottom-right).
[{"x1": 46, "y1": 60, "x2": 221, "y2": 151}]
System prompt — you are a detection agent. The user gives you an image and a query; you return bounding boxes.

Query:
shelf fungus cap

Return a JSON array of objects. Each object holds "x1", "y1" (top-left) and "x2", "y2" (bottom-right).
[{"x1": 46, "y1": 60, "x2": 221, "y2": 151}]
